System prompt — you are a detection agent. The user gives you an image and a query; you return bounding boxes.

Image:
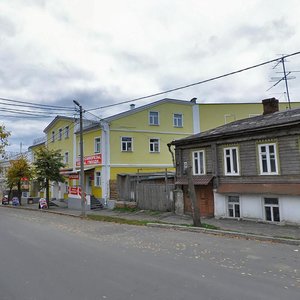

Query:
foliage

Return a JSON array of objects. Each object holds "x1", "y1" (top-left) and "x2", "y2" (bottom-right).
[
  {"x1": 6, "y1": 156, "x2": 32, "y2": 204},
  {"x1": 0, "y1": 125, "x2": 10, "y2": 156},
  {"x1": 33, "y1": 147, "x2": 65, "y2": 205}
]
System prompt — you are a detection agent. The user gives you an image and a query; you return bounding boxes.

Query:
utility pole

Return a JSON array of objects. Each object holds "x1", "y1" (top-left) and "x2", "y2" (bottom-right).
[
  {"x1": 73, "y1": 100, "x2": 86, "y2": 217},
  {"x1": 281, "y1": 57, "x2": 291, "y2": 109}
]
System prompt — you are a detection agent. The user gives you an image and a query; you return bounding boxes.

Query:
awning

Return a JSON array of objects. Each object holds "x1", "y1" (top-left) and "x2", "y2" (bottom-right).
[
  {"x1": 60, "y1": 167, "x2": 95, "y2": 175},
  {"x1": 175, "y1": 175, "x2": 214, "y2": 185}
]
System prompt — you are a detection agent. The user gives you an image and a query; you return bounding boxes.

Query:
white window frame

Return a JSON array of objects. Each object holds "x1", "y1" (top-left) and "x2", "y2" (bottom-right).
[
  {"x1": 192, "y1": 150, "x2": 206, "y2": 175},
  {"x1": 264, "y1": 197, "x2": 280, "y2": 222},
  {"x1": 227, "y1": 195, "x2": 240, "y2": 218},
  {"x1": 94, "y1": 137, "x2": 101, "y2": 153},
  {"x1": 258, "y1": 143, "x2": 278, "y2": 175},
  {"x1": 51, "y1": 131, "x2": 55, "y2": 142},
  {"x1": 149, "y1": 138, "x2": 160, "y2": 153},
  {"x1": 58, "y1": 128, "x2": 63, "y2": 140},
  {"x1": 121, "y1": 137, "x2": 133, "y2": 152},
  {"x1": 95, "y1": 171, "x2": 101, "y2": 187},
  {"x1": 173, "y1": 113, "x2": 183, "y2": 127},
  {"x1": 149, "y1": 111, "x2": 159, "y2": 125},
  {"x1": 224, "y1": 147, "x2": 240, "y2": 175},
  {"x1": 64, "y1": 126, "x2": 69, "y2": 139}
]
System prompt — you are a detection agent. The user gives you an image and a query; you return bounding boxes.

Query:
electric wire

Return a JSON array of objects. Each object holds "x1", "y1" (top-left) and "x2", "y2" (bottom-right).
[{"x1": 87, "y1": 51, "x2": 300, "y2": 111}]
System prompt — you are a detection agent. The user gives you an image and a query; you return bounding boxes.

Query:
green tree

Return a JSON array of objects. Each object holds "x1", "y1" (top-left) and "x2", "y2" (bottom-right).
[
  {"x1": 6, "y1": 156, "x2": 32, "y2": 205},
  {"x1": 33, "y1": 147, "x2": 65, "y2": 207},
  {"x1": 0, "y1": 125, "x2": 10, "y2": 156}
]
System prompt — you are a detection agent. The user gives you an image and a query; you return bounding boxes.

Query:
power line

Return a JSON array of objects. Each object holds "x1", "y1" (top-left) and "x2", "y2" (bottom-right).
[
  {"x1": 87, "y1": 51, "x2": 300, "y2": 111},
  {"x1": 0, "y1": 97, "x2": 75, "y2": 110}
]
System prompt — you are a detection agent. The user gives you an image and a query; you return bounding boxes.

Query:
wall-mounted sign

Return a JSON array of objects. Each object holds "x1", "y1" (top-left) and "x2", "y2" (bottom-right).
[
  {"x1": 76, "y1": 154, "x2": 102, "y2": 166},
  {"x1": 69, "y1": 174, "x2": 79, "y2": 180}
]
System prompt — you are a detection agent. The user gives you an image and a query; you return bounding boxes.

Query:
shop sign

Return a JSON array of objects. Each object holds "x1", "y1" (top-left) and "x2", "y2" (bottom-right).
[{"x1": 76, "y1": 154, "x2": 102, "y2": 166}]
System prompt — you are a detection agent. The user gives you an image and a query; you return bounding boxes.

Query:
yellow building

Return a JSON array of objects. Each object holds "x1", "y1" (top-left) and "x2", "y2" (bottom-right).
[{"x1": 28, "y1": 98, "x2": 300, "y2": 209}]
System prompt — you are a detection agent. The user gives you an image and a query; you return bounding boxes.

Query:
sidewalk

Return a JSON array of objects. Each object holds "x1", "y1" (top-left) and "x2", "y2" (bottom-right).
[{"x1": 3, "y1": 201, "x2": 300, "y2": 245}]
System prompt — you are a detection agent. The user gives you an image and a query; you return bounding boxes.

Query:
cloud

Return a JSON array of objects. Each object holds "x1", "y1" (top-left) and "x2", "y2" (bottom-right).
[{"x1": 0, "y1": 0, "x2": 300, "y2": 153}]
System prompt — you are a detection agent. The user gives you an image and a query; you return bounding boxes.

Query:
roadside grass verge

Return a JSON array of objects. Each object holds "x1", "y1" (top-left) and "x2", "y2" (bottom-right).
[
  {"x1": 87, "y1": 214, "x2": 220, "y2": 230},
  {"x1": 87, "y1": 214, "x2": 150, "y2": 226}
]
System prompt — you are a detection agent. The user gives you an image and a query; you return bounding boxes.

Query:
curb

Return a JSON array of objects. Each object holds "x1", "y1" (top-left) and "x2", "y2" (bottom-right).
[
  {"x1": 147, "y1": 223, "x2": 300, "y2": 246},
  {"x1": 2, "y1": 206, "x2": 299, "y2": 246},
  {"x1": 0, "y1": 205, "x2": 80, "y2": 218}
]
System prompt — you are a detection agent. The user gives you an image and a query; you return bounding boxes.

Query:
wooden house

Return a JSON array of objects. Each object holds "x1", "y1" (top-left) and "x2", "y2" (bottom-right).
[{"x1": 171, "y1": 98, "x2": 300, "y2": 225}]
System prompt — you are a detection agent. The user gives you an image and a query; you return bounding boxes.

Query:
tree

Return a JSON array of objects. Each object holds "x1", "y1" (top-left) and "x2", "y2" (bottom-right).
[
  {"x1": 6, "y1": 156, "x2": 32, "y2": 205},
  {"x1": 0, "y1": 125, "x2": 10, "y2": 156},
  {"x1": 33, "y1": 147, "x2": 65, "y2": 207},
  {"x1": 187, "y1": 166, "x2": 201, "y2": 227}
]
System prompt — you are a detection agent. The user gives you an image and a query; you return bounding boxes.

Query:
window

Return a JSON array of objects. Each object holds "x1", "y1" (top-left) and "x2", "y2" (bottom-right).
[
  {"x1": 121, "y1": 137, "x2": 132, "y2": 152},
  {"x1": 149, "y1": 111, "x2": 159, "y2": 125},
  {"x1": 149, "y1": 138, "x2": 160, "y2": 153},
  {"x1": 192, "y1": 150, "x2": 205, "y2": 175},
  {"x1": 258, "y1": 143, "x2": 278, "y2": 175},
  {"x1": 51, "y1": 131, "x2": 55, "y2": 142},
  {"x1": 58, "y1": 128, "x2": 62, "y2": 140},
  {"x1": 224, "y1": 147, "x2": 239, "y2": 175},
  {"x1": 64, "y1": 152, "x2": 69, "y2": 164},
  {"x1": 94, "y1": 137, "x2": 101, "y2": 153},
  {"x1": 264, "y1": 198, "x2": 280, "y2": 222},
  {"x1": 228, "y1": 196, "x2": 240, "y2": 218},
  {"x1": 64, "y1": 126, "x2": 69, "y2": 139},
  {"x1": 173, "y1": 113, "x2": 183, "y2": 127},
  {"x1": 95, "y1": 171, "x2": 101, "y2": 187}
]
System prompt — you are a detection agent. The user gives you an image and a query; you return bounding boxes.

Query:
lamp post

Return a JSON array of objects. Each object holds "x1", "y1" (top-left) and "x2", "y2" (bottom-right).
[{"x1": 73, "y1": 100, "x2": 86, "y2": 217}]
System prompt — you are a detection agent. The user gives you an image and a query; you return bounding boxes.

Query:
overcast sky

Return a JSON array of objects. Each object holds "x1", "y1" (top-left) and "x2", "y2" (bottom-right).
[{"x1": 1, "y1": 0, "x2": 300, "y2": 153}]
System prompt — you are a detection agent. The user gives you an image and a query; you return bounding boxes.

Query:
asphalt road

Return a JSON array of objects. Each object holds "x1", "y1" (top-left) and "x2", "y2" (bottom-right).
[{"x1": 0, "y1": 208, "x2": 299, "y2": 300}]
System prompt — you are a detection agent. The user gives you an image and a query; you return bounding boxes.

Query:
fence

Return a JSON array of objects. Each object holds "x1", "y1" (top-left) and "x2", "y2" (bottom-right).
[{"x1": 136, "y1": 183, "x2": 175, "y2": 211}]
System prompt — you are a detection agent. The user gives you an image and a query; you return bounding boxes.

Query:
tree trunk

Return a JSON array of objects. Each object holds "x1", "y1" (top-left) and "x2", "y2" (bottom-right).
[
  {"x1": 17, "y1": 181, "x2": 22, "y2": 205},
  {"x1": 187, "y1": 166, "x2": 201, "y2": 227},
  {"x1": 46, "y1": 179, "x2": 50, "y2": 208}
]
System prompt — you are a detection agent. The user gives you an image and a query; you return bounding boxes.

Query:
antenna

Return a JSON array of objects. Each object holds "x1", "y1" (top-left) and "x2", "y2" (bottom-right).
[{"x1": 267, "y1": 55, "x2": 299, "y2": 109}]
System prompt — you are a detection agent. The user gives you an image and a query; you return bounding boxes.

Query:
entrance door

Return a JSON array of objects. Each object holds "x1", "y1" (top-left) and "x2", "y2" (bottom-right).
[{"x1": 85, "y1": 174, "x2": 92, "y2": 195}]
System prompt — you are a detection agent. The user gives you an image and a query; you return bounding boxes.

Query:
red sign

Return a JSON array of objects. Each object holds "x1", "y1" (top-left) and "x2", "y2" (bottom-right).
[
  {"x1": 69, "y1": 187, "x2": 79, "y2": 195},
  {"x1": 76, "y1": 154, "x2": 102, "y2": 166},
  {"x1": 69, "y1": 174, "x2": 79, "y2": 180},
  {"x1": 68, "y1": 186, "x2": 86, "y2": 200}
]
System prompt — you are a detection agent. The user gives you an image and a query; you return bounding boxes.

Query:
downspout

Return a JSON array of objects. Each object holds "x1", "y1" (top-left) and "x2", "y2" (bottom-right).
[{"x1": 101, "y1": 121, "x2": 110, "y2": 206}]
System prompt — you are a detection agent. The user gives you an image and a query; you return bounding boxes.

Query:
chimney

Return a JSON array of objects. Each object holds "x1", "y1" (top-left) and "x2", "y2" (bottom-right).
[
  {"x1": 130, "y1": 104, "x2": 135, "y2": 110},
  {"x1": 262, "y1": 98, "x2": 279, "y2": 115}
]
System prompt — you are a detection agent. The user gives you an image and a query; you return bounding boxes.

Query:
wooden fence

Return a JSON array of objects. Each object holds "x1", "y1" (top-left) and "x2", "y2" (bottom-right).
[{"x1": 136, "y1": 183, "x2": 175, "y2": 211}]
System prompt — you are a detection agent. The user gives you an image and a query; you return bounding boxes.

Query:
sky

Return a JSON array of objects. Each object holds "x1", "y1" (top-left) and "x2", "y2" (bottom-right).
[{"x1": 1, "y1": 0, "x2": 300, "y2": 153}]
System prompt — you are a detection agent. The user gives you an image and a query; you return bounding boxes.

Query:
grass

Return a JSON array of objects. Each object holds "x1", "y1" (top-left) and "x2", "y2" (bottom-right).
[
  {"x1": 87, "y1": 213, "x2": 221, "y2": 230},
  {"x1": 87, "y1": 214, "x2": 150, "y2": 226}
]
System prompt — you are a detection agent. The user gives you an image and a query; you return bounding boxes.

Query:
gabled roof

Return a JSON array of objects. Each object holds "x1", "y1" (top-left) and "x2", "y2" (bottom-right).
[
  {"x1": 72, "y1": 98, "x2": 194, "y2": 133},
  {"x1": 172, "y1": 107, "x2": 300, "y2": 145},
  {"x1": 104, "y1": 98, "x2": 194, "y2": 123},
  {"x1": 43, "y1": 116, "x2": 77, "y2": 133}
]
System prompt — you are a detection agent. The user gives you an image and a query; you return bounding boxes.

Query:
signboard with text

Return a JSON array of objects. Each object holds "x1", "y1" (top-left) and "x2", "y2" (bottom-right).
[{"x1": 76, "y1": 154, "x2": 102, "y2": 166}]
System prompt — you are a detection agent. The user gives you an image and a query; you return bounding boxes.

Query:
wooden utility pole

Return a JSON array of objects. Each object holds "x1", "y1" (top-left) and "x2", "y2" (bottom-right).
[{"x1": 187, "y1": 166, "x2": 201, "y2": 227}]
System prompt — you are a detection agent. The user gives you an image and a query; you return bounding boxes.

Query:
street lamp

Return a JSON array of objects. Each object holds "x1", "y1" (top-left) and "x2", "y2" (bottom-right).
[{"x1": 73, "y1": 100, "x2": 86, "y2": 217}]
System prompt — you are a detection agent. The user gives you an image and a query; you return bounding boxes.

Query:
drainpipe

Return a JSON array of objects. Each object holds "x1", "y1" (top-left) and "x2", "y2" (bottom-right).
[{"x1": 101, "y1": 121, "x2": 110, "y2": 206}]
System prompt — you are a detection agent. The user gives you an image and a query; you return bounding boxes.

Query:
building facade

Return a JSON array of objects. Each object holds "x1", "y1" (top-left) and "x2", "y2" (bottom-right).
[
  {"x1": 29, "y1": 97, "x2": 300, "y2": 211},
  {"x1": 171, "y1": 98, "x2": 300, "y2": 225}
]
